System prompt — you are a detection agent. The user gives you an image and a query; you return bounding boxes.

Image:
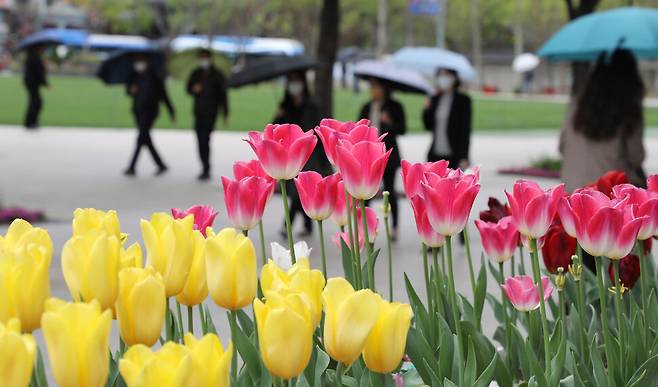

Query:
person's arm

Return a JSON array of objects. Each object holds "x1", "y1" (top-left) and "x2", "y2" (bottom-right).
[
  {"x1": 186, "y1": 69, "x2": 198, "y2": 96},
  {"x1": 389, "y1": 100, "x2": 406, "y2": 135},
  {"x1": 218, "y1": 72, "x2": 229, "y2": 119},
  {"x1": 422, "y1": 96, "x2": 435, "y2": 132},
  {"x1": 455, "y1": 95, "x2": 472, "y2": 165},
  {"x1": 627, "y1": 123, "x2": 646, "y2": 168}
]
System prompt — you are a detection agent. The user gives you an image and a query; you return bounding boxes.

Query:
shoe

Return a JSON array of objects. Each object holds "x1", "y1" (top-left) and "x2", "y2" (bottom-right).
[
  {"x1": 198, "y1": 171, "x2": 210, "y2": 181},
  {"x1": 390, "y1": 228, "x2": 398, "y2": 242},
  {"x1": 123, "y1": 168, "x2": 136, "y2": 177},
  {"x1": 155, "y1": 165, "x2": 168, "y2": 176}
]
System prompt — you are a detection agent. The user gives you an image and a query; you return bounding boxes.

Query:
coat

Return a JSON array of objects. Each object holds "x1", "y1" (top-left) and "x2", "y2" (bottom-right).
[
  {"x1": 127, "y1": 69, "x2": 175, "y2": 119},
  {"x1": 23, "y1": 53, "x2": 47, "y2": 90},
  {"x1": 422, "y1": 91, "x2": 472, "y2": 164},
  {"x1": 186, "y1": 66, "x2": 229, "y2": 118},
  {"x1": 358, "y1": 97, "x2": 406, "y2": 171}
]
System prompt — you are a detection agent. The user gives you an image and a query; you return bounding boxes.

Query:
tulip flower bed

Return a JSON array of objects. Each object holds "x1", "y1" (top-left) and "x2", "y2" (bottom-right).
[{"x1": 2, "y1": 120, "x2": 658, "y2": 387}]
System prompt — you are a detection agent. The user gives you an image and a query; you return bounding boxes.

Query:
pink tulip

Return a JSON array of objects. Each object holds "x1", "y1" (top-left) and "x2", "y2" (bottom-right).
[
  {"x1": 501, "y1": 275, "x2": 554, "y2": 312},
  {"x1": 356, "y1": 206, "x2": 379, "y2": 243},
  {"x1": 171, "y1": 205, "x2": 218, "y2": 237},
  {"x1": 648, "y1": 174, "x2": 658, "y2": 193},
  {"x1": 474, "y1": 216, "x2": 519, "y2": 263},
  {"x1": 330, "y1": 179, "x2": 353, "y2": 228},
  {"x1": 315, "y1": 119, "x2": 381, "y2": 166},
  {"x1": 400, "y1": 159, "x2": 450, "y2": 198},
  {"x1": 612, "y1": 184, "x2": 658, "y2": 240},
  {"x1": 560, "y1": 189, "x2": 646, "y2": 259},
  {"x1": 233, "y1": 159, "x2": 275, "y2": 200},
  {"x1": 294, "y1": 172, "x2": 341, "y2": 221},
  {"x1": 420, "y1": 172, "x2": 480, "y2": 236},
  {"x1": 334, "y1": 140, "x2": 392, "y2": 200},
  {"x1": 505, "y1": 180, "x2": 565, "y2": 239},
  {"x1": 245, "y1": 123, "x2": 317, "y2": 180},
  {"x1": 409, "y1": 195, "x2": 445, "y2": 248},
  {"x1": 331, "y1": 231, "x2": 364, "y2": 252},
  {"x1": 220, "y1": 176, "x2": 275, "y2": 231}
]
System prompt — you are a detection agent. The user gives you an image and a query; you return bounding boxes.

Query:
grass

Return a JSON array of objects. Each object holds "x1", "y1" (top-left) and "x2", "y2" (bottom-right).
[{"x1": 1, "y1": 74, "x2": 655, "y2": 132}]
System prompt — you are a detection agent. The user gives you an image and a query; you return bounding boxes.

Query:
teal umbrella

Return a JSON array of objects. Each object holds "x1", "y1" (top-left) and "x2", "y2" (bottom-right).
[{"x1": 538, "y1": 7, "x2": 658, "y2": 61}]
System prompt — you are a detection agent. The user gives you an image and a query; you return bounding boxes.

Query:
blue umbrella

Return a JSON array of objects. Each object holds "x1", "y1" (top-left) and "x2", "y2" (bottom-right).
[
  {"x1": 538, "y1": 7, "x2": 658, "y2": 61},
  {"x1": 17, "y1": 28, "x2": 88, "y2": 50}
]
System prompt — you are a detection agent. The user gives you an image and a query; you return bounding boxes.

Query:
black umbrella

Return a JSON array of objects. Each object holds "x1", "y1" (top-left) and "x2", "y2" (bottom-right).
[
  {"x1": 96, "y1": 49, "x2": 166, "y2": 85},
  {"x1": 228, "y1": 56, "x2": 317, "y2": 88}
]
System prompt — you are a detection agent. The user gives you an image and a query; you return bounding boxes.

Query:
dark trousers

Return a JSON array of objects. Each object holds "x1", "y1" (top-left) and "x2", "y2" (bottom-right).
[
  {"x1": 24, "y1": 88, "x2": 42, "y2": 128},
  {"x1": 427, "y1": 152, "x2": 458, "y2": 168},
  {"x1": 383, "y1": 167, "x2": 399, "y2": 229},
  {"x1": 285, "y1": 181, "x2": 312, "y2": 232},
  {"x1": 194, "y1": 110, "x2": 218, "y2": 174},
  {"x1": 128, "y1": 112, "x2": 165, "y2": 170}
]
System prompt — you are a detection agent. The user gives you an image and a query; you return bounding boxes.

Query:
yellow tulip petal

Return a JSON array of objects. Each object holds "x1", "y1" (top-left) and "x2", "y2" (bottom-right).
[
  {"x1": 129, "y1": 276, "x2": 166, "y2": 346},
  {"x1": 259, "y1": 308, "x2": 313, "y2": 379}
]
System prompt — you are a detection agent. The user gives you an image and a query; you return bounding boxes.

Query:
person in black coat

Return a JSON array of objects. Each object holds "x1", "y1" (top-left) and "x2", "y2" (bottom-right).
[
  {"x1": 186, "y1": 49, "x2": 229, "y2": 180},
  {"x1": 358, "y1": 78, "x2": 406, "y2": 239},
  {"x1": 422, "y1": 68, "x2": 472, "y2": 169},
  {"x1": 274, "y1": 71, "x2": 330, "y2": 237},
  {"x1": 23, "y1": 45, "x2": 48, "y2": 129},
  {"x1": 124, "y1": 54, "x2": 175, "y2": 176}
]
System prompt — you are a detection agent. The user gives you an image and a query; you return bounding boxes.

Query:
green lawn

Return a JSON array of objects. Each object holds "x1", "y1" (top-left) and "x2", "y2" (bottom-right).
[{"x1": 0, "y1": 74, "x2": 648, "y2": 132}]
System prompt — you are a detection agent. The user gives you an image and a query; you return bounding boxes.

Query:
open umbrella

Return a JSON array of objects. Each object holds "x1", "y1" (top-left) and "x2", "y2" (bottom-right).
[
  {"x1": 17, "y1": 28, "x2": 88, "y2": 50},
  {"x1": 167, "y1": 49, "x2": 232, "y2": 82},
  {"x1": 392, "y1": 46, "x2": 477, "y2": 81},
  {"x1": 512, "y1": 53, "x2": 540, "y2": 73},
  {"x1": 538, "y1": 7, "x2": 658, "y2": 61},
  {"x1": 228, "y1": 56, "x2": 317, "y2": 88},
  {"x1": 96, "y1": 49, "x2": 166, "y2": 85},
  {"x1": 353, "y1": 60, "x2": 431, "y2": 94}
]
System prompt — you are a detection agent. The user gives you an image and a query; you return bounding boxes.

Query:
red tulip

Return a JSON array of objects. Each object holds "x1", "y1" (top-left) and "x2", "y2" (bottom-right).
[
  {"x1": 171, "y1": 205, "x2": 218, "y2": 237},
  {"x1": 648, "y1": 174, "x2": 658, "y2": 193},
  {"x1": 501, "y1": 275, "x2": 554, "y2": 312},
  {"x1": 560, "y1": 189, "x2": 645, "y2": 259},
  {"x1": 479, "y1": 197, "x2": 511, "y2": 224},
  {"x1": 400, "y1": 159, "x2": 450, "y2": 199},
  {"x1": 315, "y1": 119, "x2": 381, "y2": 166},
  {"x1": 541, "y1": 221, "x2": 577, "y2": 274},
  {"x1": 608, "y1": 254, "x2": 641, "y2": 289},
  {"x1": 330, "y1": 179, "x2": 353, "y2": 228},
  {"x1": 586, "y1": 170, "x2": 629, "y2": 197},
  {"x1": 474, "y1": 216, "x2": 519, "y2": 263},
  {"x1": 409, "y1": 195, "x2": 445, "y2": 248},
  {"x1": 612, "y1": 184, "x2": 658, "y2": 240},
  {"x1": 420, "y1": 171, "x2": 480, "y2": 236},
  {"x1": 220, "y1": 176, "x2": 275, "y2": 231},
  {"x1": 334, "y1": 140, "x2": 392, "y2": 200},
  {"x1": 505, "y1": 180, "x2": 565, "y2": 239},
  {"x1": 245, "y1": 123, "x2": 317, "y2": 180},
  {"x1": 294, "y1": 172, "x2": 341, "y2": 221}
]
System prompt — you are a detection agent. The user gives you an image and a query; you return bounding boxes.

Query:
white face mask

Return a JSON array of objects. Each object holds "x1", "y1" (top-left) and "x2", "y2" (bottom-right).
[
  {"x1": 436, "y1": 75, "x2": 455, "y2": 91},
  {"x1": 200, "y1": 58, "x2": 211, "y2": 69},
  {"x1": 287, "y1": 81, "x2": 304, "y2": 96},
  {"x1": 134, "y1": 61, "x2": 147, "y2": 73}
]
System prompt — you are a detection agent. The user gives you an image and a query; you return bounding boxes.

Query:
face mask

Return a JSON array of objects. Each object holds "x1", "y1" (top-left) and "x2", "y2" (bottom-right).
[
  {"x1": 134, "y1": 61, "x2": 147, "y2": 73},
  {"x1": 287, "y1": 81, "x2": 304, "y2": 96},
  {"x1": 436, "y1": 75, "x2": 455, "y2": 91},
  {"x1": 200, "y1": 58, "x2": 211, "y2": 69}
]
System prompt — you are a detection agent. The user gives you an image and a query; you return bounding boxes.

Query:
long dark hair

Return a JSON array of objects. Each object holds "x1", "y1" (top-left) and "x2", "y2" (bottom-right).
[
  {"x1": 282, "y1": 71, "x2": 311, "y2": 108},
  {"x1": 573, "y1": 49, "x2": 644, "y2": 141}
]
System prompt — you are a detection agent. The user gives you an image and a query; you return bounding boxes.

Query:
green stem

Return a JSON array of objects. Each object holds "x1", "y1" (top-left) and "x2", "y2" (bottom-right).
[
  {"x1": 528, "y1": 238, "x2": 551, "y2": 372},
  {"x1": 432, "y1": 247, "x2": 443, "y2": 318},
  {"x1": 499, "y1": 262, "x2": 512, "y2": 370},
  {"x1": 463, "y1": 225, "x2": 477, "y2": 298},
  {"x1": 317, "y1": 220, "x2": 328, "y2": 278},
  {"x1": 274, "y1": 377, "x2": 285, "y2": 387},
  {"x1": 175, "y1": 301, "x2": 184, "y2": 343},
  {"x1": 279, "y1": 180, "x2": 296, "y2": 264},
  {"x1": 441, "y1": 245, "x2": 446, "y2": 277},
  {"x1": 575, "y1": 263, "x2": 588, "y2": 359},
  {"x1": 334, "y1": 361, "x2": 343, "y2": 387},
  {"x1": 559, "y1": 289, "x2": 566, "y2": 342},
  {"x1": 187, "y1": 305, "x2": 194, "y2": 335},
  {"x1": 119, "y1": 337, "x2": 126, "y2": 356},
  {"x1": 445, "y1": 236, "x2": 465, "y2": 384},
  {"x1": 258, "y1": 221, "x2": 267, "y2": 266},
  {"x1": 350, "y1": 194, "x2": 362, "y2": 288},
  {"x1": 228, "y1": 310, "x2": 239, "y2": 384},
  {"x1": 612, "y1": 259, "x2": 625, "y2": 379},
  {"x1": 360, "y1": 200, "x2": 375, "y2": 291},
  {"x1": 595, "y1": 257, "x2": 614, "y2": 386},
  {"x1": 166, "y1": 297, "x2": 173, "y2": 341},
  {"x1": 639, "y1": 241, "x2": 649, "y2": 339},
  {"x1": 518, "y1": 245, "x2": 526, "y2": 275},
  {"x1": 383, "y1": 212, "x2": 393, "y2": 301},
  {"x1": 422, "y1": 243, "x2": 432, "y2": 311},
  {"x1": 511, "y1": 252, "x2": 516, "y2": 277},
  {"x1": 198, "y1": 304, "x2": 206, "y2": 335}
]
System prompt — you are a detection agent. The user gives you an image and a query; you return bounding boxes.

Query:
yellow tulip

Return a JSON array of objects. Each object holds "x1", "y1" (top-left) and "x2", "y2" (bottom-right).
[
  {"x1": 362, "y1": 300, "x2": 413, "y2": 373},
  {"x1": 116, "y1": 266, "x2": 166, "y2": 347},
  {"x1": 120, "y1": 242, "x2": 143, "y2": 269},
  {"x1": 254, "y1": 291, "x2": 314, "y2": 379},
  {"x1": 62, "y1": 230, "x2": 120, "y2": 312},
  {"x1": 0, "y1": 319, "x2": 35, "y2": 387},
  {"x1": 41, "y1": 298, "x2": 112, "y2": 387},
  {"x1": 322, "y1": 277, "x2": 381, "y2": 365},
  {"x1": 261, "y1": 257, "x2": 325, "y2": 327},
  {"x1": 176, "y1": 231, "x2": 208, "y2": 306},
  {"x1": 0, "y1": 219, "x2": 52, "y2": 332},
  {"x1": 72, "y1": 208, "x2": 121, "y2": 239},
  {"x1": 182, "y1": 333, "x2": 232, "y2": 387},
  {"x1": 205, "y1": 228, "x2": 256, "y2": 310},
  {"x1": 119, "y1": 342, "x2": 190, "y2": 387},
  {"x1": 141, "y1": 213, "x2": 195, "y2": 297}
]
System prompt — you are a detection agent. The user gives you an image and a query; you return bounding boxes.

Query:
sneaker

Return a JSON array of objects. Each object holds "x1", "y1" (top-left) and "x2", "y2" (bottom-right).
[
  {"x1": 123, "y1": 168, "x2": 136, "y2": 177},
  {"x1": 155, "y1": 165, "x2": 168, "y2": 176},
  {"x1": 198, "y1": 171, "x2": 211, "y2": 181}
]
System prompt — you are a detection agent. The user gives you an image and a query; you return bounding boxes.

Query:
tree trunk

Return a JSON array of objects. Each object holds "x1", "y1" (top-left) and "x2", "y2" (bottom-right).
[
  {"x1": 376, "y1": 0, "x2": 388, "y2": 57},
  {"x1": 315, "y1": 0, "x2": 340, "y2": 118},
  {"x1": 565, "y1": 0, "x2": 600, "y2": 96},
  {"x1": 470, "y1": 0, "x2": 482, "y2": 86}
]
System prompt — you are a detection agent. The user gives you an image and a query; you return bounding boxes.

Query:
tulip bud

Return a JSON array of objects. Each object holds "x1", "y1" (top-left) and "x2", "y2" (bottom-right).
[
  {"x1": 0, "y1": 219, "x2": 52, "y2": 332},
  {"x1": 61, "y1": 230, "x2": 121, "y2": 312},
  {"x1": 116, "y1": 266, "x2": 166, "y2": 347},
  {"x1": 254, "y1": 291, "x2": 314, "y2": 379},
  {"x1": 72, "y1": 208, "x2": 121, "y2": 239},
  {"x1": 41, "y1": 298, "x2": 112, "y2": 387},
  {"x1": 120, "y1": 242, "x2": 143, "y2": 270},
  {"x1": 120, "y1": 342, "x2": 190, "y2": 387},
  {"x1": 381, "y1": 191, "x2": 391, "y2": 217},
  {"x1": 569, "y1": 255, "x2": 583, "y2": 281},
  {"x1": 206, "y1": 228, "x2": 257, "y2": 310},
  {"x1": 555, "y1": 267, "x2": 566, "y2": 292},
  {"x1": 0, "y1": 319, "x2": 35, "y2": 387},
  {"x1": 362, "y1": 299, "x2": 413, "y2": 373},
  {"x1": 141, "y1": 213, "x2": 195, "y2": 297},
  {"x1": 182, "y1": 333, "x2": 232, "y2": 387},
  {"x1": 176, "y1": 231, "x2": 209, "y2": 306},
  {"x1": 322, "y1": 277, "x2": 381, "y2": 365}
]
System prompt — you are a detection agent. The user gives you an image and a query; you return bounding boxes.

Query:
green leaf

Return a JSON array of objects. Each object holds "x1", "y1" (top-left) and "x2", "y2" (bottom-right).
[
  {"x1": 443, "y1": 377, "x2": 458, "y2": 387},
  {"x1": 360, "y1": 249, "x2": 380, "y2": 289},
  {"x1": 464, "y1": 339, "x2": 477, "y2": 386},
  {"x1": 233, "y1": 324, "x2": 262, "y2": 381},
  {"x1": 525, "y1": 340, "x2": 549, "y2": 387},
  {"x1": 204, "y1": 304, "x2": 217, "y2": 335},
  {"x1": 589, "y1": 335, "x2": 608, "y2": 387},
  {"x1": 625, "y1": 353, "x2": 658, "y2": 387},
  {"x1": 549, "y1": 321, "x2": 567, "y2": 387},
  {"x1": 340, "y1": 238, "x2": 355, "y2": 286},
  {"x1": 405, "y1": 327, "x2": 437, "y2": 384},
  {"x1": 474, "y1": 353, "x2": 499, "y2": 387},
  {"x1": 237, "y1": 309, "x2": 254, "y2": 337},
  {"x1": 473, "y1": 258, "x2": 487, "y2": 327}
]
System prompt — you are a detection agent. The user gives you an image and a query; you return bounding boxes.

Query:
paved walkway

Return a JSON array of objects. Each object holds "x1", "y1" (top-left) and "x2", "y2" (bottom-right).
[{"x1": 2, "y1": 125, "x2": 657, "y2": 378}]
